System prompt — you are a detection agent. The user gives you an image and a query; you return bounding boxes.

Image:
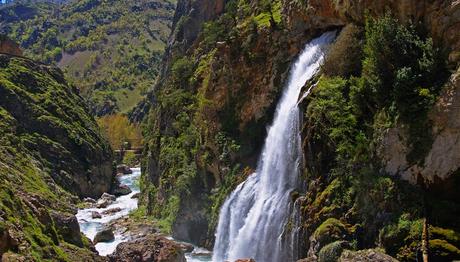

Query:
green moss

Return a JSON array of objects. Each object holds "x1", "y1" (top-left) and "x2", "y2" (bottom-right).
[
  {"x1": 431, "y1": 227, "x2": 460, "y2": 244},
  {"x1": 318, "y1": 240, "x2": 350, "y2": 262},
  {"x1": 430, "y1": 239, "x2": 460, "y2": 259},
  {"x1": 0, "y1": 54, "x2": 111, "y2": 259},
  {"x1": 314, "y1": 218, "x2": 348, "y2": 239}
]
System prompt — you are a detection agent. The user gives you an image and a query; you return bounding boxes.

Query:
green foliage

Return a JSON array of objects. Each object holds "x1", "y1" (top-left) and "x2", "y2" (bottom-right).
[
  {"x1": 304, "y1": 13, "x2": 450, "y2": 260},
  {"x1": 362, "y1": 13, "x2": 443, "y2": 118},
  {"x1": 313, "y1": 218, "x2": 348, "y2": 239},
  {"x1": 2, "y1": 0, "x2": 175, "y2": 115},
  {"x1": 171, "y1": 57, "x2": 195, "y2": 87},
  {"x1": 0, "y1": 55, "x2": 110, "y2": 259},
  {"x1": 318, "y1": 241, "x2": 350, "y2": 262},
  {"x1": 122, "y1": 151, "x2": 138, "y2": 166},
  {"x1": 307, "y1": 77, "x2": 367, "y2": 164}
]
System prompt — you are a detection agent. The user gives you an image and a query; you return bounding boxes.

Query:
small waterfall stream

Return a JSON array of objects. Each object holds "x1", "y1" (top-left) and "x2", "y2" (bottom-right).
[{"x1": 212, "y1": 32, "x2": 336, "y2": 262}]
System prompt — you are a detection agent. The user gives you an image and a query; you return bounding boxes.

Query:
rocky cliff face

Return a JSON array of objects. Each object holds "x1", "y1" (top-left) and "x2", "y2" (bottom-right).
[
  {"x1": 0, "y1": 35, "x2": 22, "y2": 56},
  {"x1": 141, "y1": 0, "x2": 460, "y2": 260},
  {"x1": 0, "y1": 53, "x2": 114, "y2": 260}
]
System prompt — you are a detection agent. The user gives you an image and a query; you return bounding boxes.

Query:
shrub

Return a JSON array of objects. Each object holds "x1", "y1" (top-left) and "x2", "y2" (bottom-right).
[{"x1": 362, "y1": 13, "x2": 444, "y2": 118}]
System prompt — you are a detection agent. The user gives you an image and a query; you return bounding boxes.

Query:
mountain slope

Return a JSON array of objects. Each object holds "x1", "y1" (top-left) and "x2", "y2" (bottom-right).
[
  {"x1": 0, "y1": 52, "x2": 112, "y2": 260},
  {"x1": 0, "y1": 0, "x2": 175, "y2": 116}
]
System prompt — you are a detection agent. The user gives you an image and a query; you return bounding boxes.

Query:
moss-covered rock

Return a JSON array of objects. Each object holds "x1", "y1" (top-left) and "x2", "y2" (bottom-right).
[{"x1": 0, "y1": 54, "x2": 113, "y2": 259}]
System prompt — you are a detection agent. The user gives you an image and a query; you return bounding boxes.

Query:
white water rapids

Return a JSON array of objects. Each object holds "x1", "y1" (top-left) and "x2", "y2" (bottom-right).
[
  {"x1": 76, "y1": 168, "x2": 141, "y2": 256},
  {"x1": 76, "y1": 168, "x2": 211, "y2": 261},
  {"x1": 212, "y1": 32, "x2": 336, "y2": 262}
]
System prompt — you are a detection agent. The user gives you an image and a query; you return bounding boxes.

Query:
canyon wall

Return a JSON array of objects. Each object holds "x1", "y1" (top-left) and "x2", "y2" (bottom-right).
[{"x1": 141, "y1": 0, "x2": 460, "y2": 260}]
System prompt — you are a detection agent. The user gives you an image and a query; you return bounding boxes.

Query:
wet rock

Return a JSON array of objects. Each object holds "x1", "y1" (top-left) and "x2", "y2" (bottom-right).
[
  {"x1": 117, "y1": 165, "x2": 133, "y2": 175},
  {"x1": 235, "y1": 259, "x2": 256, "y2": 262},
  {"x1": 318, "y1": 241, "x2": 351, "y2": 262},
  {"x1": 94, "y1": 228, "x2": 115, "y2": 244},
  {"x1": 176, "y1": 242, "x2": 194, "y2": 253},
  {"x1": 339, "y1": 249, "x2": 398, "y2": 261},
  {"x1": 97, "y1": 193, "x2": 116, "y2": 208},
  {"x1": 91, "y1": 211, "x2": 102, "y2": 219},
  {"x1": 108, "y1": 235, "x2": 186, "y2": 262},
  {"x1": 112, "y1": 184, "x2": 132, "y2": 196},
  {"x1": 131, "y1": 193, "x2": 141, "y2": 199},
  {"x1": 50, "y1": 211, "x2": 83, "y2": 247},
  {"x1": 102, "y1": 208, "x2": 122, "y2": 215},
  {"x1": 101, "y1": 192, "x2": 117, "y2": 201},
  {"x1": 84, "y1": 197, "x2": 96, "y2": 204}
]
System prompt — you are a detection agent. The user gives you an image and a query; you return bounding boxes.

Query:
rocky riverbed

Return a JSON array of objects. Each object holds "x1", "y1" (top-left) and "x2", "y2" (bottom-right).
[{"x1": 75, "y1": 167, "x2": 212, "y2": 261}]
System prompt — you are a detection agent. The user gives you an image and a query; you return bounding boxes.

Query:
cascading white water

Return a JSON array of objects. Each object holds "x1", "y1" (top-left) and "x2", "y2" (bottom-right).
[{"x1": 212, "y1": 32, "x2": 336, "y2": 262}]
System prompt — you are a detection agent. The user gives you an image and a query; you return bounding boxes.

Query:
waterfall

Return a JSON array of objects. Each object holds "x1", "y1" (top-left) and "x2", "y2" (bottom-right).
[{"x1": 212, "y1": 32, "x2": 336, "y2": 262}]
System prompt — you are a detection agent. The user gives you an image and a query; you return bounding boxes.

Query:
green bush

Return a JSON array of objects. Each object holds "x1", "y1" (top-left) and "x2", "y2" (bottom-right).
[{"x1": 362, "y1": 13, "x2": 443, "y2": 118}]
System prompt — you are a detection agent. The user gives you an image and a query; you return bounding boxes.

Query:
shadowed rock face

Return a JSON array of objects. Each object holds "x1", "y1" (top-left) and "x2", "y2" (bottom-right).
[
  {"x1": 284, "y1": 0, "x2": 460, "y2": 66},
  {"x1": 0, "y1": 35, "x2": 22, "y2": 56},
  {"x1": 379, "y1": 68, "x2": 460, "y2": 185}
]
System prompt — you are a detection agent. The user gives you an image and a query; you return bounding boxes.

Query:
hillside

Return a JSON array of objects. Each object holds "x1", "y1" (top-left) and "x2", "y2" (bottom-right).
[
  {"x1": 0, "y1": 51, "x2": 113, "y2": 260},
  {"x1": 139, "y1": 0, "x2": 460, "y2": 261},
  {"x1": 0, "y1": 0, "x2": 175, "y2": 116}
]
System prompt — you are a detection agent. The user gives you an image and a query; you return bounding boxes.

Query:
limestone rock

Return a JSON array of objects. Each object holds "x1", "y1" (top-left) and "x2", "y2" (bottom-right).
[
  {"x1": 97, "y1": 193, "x2": 116, "y2": 208},
  {"x1": 102, "y1": 208, "x2": 122, "y2": 216},
  {"x1": 91, "y1": 211, "x2": 102, "y2": 219},
  {"x1": 94, "y1": 228, "x2": 115, "y2": 244},
  {"x1": 379, "y1": 68, "x2": 460, "y2": 185},
  {"x1": 112, "y1": 184, "x2": 132, "y2": 196},
  {"x1": 50, "y1": 211, "x2": 83, "y2": 247},
  {"x1": 339, "y1": 249, "x2": 398, "y2": 262},
  {"x1": 108, "y1": 235, "x2": 186, "y2": 262},
  {"x1": 0, "y1": 35, "x2": 22, "y2": 56}
]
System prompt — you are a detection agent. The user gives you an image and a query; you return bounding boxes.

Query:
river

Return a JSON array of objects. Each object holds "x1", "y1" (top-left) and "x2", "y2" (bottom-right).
[{"x1": 76, "y1": 167, "x2": 211, "y2": 261}]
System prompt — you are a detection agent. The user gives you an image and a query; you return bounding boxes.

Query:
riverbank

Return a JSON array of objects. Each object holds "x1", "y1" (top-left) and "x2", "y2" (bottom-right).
[{"x1": 75, "y1": 167, "x2": 212, "y2": 261}]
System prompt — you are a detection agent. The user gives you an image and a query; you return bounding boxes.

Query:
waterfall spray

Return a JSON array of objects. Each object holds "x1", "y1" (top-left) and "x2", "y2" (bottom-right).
[{"x1": 212, "y1": 32, "x2": 336, "y2": 262}]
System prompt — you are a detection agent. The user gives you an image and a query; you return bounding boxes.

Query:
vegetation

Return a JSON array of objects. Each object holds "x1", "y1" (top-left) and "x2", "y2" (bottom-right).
[
  {"x1": 1, "y1": 0, "x2": 175, "y2": 115},
  {"x1": 0, "y1": 54, "x2": 111, "y2": 259},
  {"x1": 139, "y1": 0, "x2": 292, "y2": 241},
  {"x1": 97, "y1": 113, "x2": 143, "y2": 150},
  {"x1": 302, "y1": 14, "x2": 458, "y2": 260}
]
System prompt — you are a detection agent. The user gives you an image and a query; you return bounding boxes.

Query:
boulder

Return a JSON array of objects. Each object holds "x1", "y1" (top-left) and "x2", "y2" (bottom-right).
[
  {"x1": 112, "y1": 184, "x2": 132, "y2": 196},
  {"x1": 91, "y1": 211, "x2": 102, "y2": 219},
  {"x1": 101, "y1": 192, "x2": 117, "y2": 201},
  {"x1": 96, "y1": 193, "x2": 116, "y2": 208},
  {"x1": 176, "y1": 242, "x2": 194, "y2": 253},
  {"x1": 84, "y1": 197, "x2": 96, "y2": 204},
  {"x1": 94, "y1": 228, "x2": 115, "y2": 244},
  {"x1": 339, "y1": 249, "x2": 398, "y2": 262},
  {"x1": 102, "y1": 208, "x2": 122, "y2": 215},
  {"x1": 108, "y1": 235, "x2": 186, "y2": 262},
  {"x1": 50, "y1": 211, "x2": 83, "y2": 247},
  {"x1": 131, "y1": 193, "x2": 141, "y2": 199},
  {"x1": 116, "y1": 165, "x2": 133, "y2": 175}
]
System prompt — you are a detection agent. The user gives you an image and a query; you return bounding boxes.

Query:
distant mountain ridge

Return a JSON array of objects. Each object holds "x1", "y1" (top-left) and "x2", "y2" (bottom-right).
[{"x1": 0, "y1": 0, "x2": 175, "y2": 116}]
